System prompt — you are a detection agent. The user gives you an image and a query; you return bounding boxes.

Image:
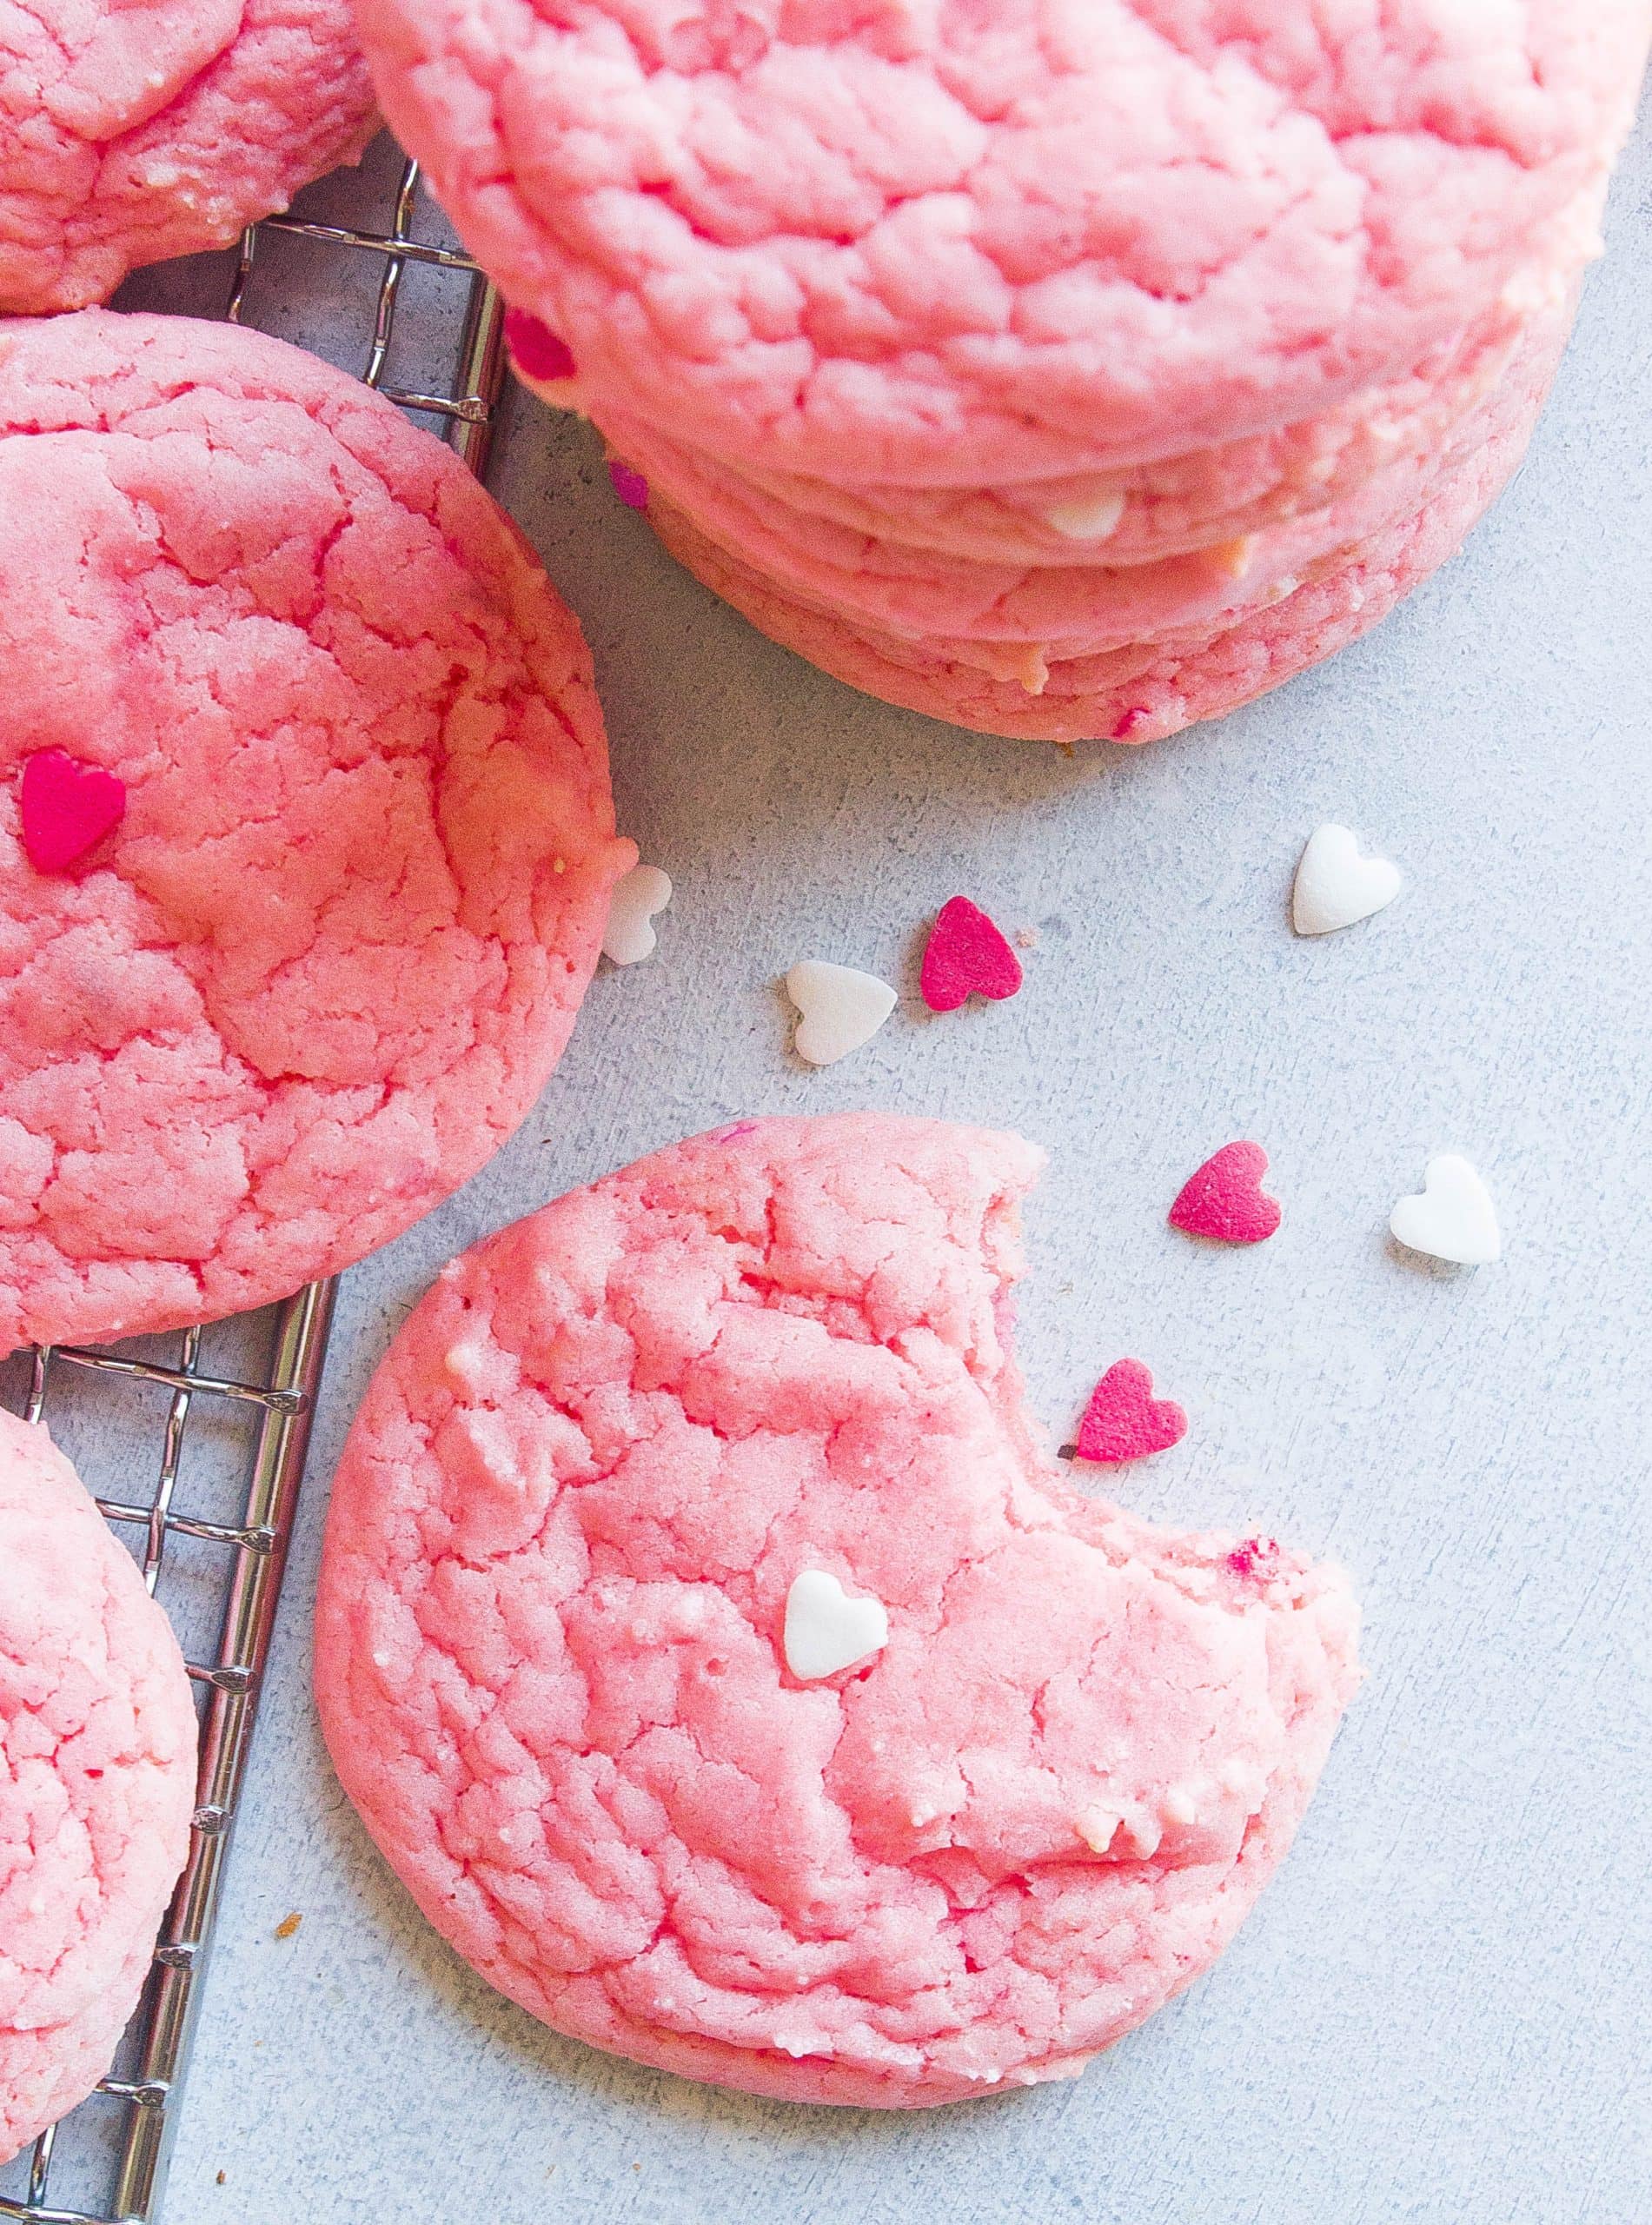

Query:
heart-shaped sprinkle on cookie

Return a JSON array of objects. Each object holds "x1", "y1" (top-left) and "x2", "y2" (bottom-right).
[
  {"x1": 602, "y1": 862, "x2": 672, "y2": 966},
  {"x1": 608, "y1": 460, "x2": 650, "y2": 511},
  {"x1": 1170, "y1": 1141, "x2": 1281, "y2": 1245},
  {"x1": 19, "y1": 749, "x2": 126, "y2": 873},
  {"x1": 1074, "y1": 1360, "x2": 1187, "y2": 1465},
  {"x1": 786, "y1": 960, "x2": 897, "y2": 1066},
  {"x1": 919, "y1": 896, "x2": 1024, "y2": 1013},
  {"x1": 1390, "y1": 1154, "x2": 1502, "y2": 1265},
  {"x1": 1292, "y1": 824, "x2": 1403, "y2": 936},
  {"x1": 503, "y1": 308, "x2": 577, "y2": 386},
  {"x1": 783, "y1": 1569, "x2": 888, "y2": 1681}
]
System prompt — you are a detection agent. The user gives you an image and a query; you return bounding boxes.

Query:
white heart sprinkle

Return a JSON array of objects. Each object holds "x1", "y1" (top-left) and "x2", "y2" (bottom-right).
[
  {"x1": 1043, "y1": 488, "x2": 1126, "y2": 541},
  {"x1": 1292, "y1": 824, "x2": 1403, "y2": 936},
  {"x1": 603, "y1": 862, "x2": 673, "y2": 965},
  {"x1": 783, "y1": 1569, "x2": 888, "y2": 1680},
  {"x1": 1390, "y1": 1154, "x2": 1502, "y2": 1266},
  {"x1": 785, "y1": 960, "x2": 897, "y2": 1066}
]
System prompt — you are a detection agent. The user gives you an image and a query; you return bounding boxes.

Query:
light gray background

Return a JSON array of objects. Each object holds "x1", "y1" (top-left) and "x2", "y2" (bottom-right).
[{"x1": 75, "y1": 110, "x2": 1652, "y2": 2225}]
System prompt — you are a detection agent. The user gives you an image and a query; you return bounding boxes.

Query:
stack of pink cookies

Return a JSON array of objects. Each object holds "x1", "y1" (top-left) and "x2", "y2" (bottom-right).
[{"x1": 352, "y1": 0, "x2": 1650, "y2": 743}]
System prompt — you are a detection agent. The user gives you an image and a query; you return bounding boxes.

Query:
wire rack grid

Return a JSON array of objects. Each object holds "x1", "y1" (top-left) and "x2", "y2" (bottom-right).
[{"x1": 0, "y1": 151, "x2": 508, "y2": 2225}]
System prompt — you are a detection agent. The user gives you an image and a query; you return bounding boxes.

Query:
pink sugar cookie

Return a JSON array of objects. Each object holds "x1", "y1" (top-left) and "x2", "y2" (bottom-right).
[
  {"x1": 647, "y1": 313, "x2": 1562, "y2": 744},
  {"x1": 0, "y1": 0, "x2": 376, "y2": 314},
  {"x1": 355, "y1": 0, "x2": 1643, "y2": 482},
  {"x1": 611, "y1": 304, "x2": 1568, "y2": 665},
  {"x1": 315, "y1": 1113, "x2": 1360, "y2": 2109},
  {"x1": 590, "y1": 296, "x2": 1531, "y2": 574},
  {"x1": 0, "y1": 311, "x2": 634, "y2": 1354},
  {"x1": 0, "y1": 1411, "x2": 197, "y2": 2163}
]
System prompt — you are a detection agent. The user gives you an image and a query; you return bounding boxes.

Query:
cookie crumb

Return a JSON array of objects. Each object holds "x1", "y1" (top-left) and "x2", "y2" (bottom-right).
[{"x1": 273, "y1": 1911, "x2": 303, "y2": 1941}]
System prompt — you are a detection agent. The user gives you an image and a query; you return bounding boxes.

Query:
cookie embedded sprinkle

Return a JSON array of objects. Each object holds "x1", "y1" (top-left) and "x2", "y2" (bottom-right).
[
  {"x1": 783, "y1": 1570, "x2": 889, "y2": 1681},
  {"x1": 608, "y1": 461, "x2": 650, "y2": 512},
  {"x1": 504, "y1": 309, "x2": 576, "y2": 386},
  {"x1": 19, "y1": 749, "x2": 125, "y2": 873}
]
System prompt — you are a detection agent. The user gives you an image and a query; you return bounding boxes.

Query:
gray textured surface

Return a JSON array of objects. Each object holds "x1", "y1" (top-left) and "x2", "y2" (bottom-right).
[{"x1": 103, "y1": 119, "x2": 1652, "y2": 2225}]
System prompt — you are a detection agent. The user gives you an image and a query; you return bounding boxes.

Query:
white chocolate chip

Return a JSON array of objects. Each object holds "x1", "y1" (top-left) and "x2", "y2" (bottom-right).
[
  {"x1": 1163, "y1": 1783, "x2": 1199, "y2": 1826},
  {"x1": 1042, "y1": 488, "x2": 1126, "y2": 541},
  {"x1": 1074, "y1": 1805, "x2": 1122, "y2": 1855}
]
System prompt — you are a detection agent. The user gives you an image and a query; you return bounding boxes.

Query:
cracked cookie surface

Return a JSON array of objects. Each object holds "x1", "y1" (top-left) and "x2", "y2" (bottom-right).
[
  {"x1": 353, "y1": 0, "x2": 1646, "y2": 479},
  {"x1": 0, "y1": 0, "x2": 377, "y2": 313},
  {"x1": 316, "y1": 1112, "x2": 1360, "y2": 2108},
  {"x1": 0, "y1": 311, "x2": 633, "y2": 1353}
]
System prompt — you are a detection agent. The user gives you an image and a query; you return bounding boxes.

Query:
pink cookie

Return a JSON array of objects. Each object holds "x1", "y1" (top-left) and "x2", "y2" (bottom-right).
[
  {"x1": 0, "y1": 1410, "x2": 197, "y2": 2163},
  {"x1": 0, "y1": 311, "x2": 634, "y2": 1354},
  {"x1": 315, "y1": 1114, "x2": 1360, "y2": 2109},
  {"x1": 0, "y1": 0, "x2": 376, "y2": 314},
  {"x1": 648, "y1": 314, "x2": 1562, "y2": 744},
  {"x1": 609, "y1": 305, "x2": 1568, "y2": 664},
  {"x1": 591, "y1": 295, "x2": 1532, "y2": 574},
  {"x1": 354, "y1": 0, "x2": 1642, "y2": 482}
]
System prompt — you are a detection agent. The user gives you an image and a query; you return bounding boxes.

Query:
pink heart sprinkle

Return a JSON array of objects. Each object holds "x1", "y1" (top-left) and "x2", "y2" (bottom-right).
[
  {"x1": 1111, "y1": 706, "x2": 1153, "y2": 741},
  {"x1": 1073, "y1": 1359, "x2": 1187, "y2": 1465},
  {"x1": 919, "y1": 896, "x2": 1023, "y2": 1013},
  {"x1": 608, "y1": 461, "x2": 649, "y2": 512},
  {"x1": 503, "y1": 309, "x2": 576, "y2": 385},
  {"x1": 19, "y1": 749, "x2": 126, "y2": 873},
  {"x1": 1169, "y1": 1141, "x2": 1281, "y2": 1245}
]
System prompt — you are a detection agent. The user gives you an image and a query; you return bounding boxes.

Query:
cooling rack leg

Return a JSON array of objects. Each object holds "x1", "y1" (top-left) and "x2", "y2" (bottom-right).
[{"x1": 109, "y1": 1280, "x2": 338, "y2": 2225}]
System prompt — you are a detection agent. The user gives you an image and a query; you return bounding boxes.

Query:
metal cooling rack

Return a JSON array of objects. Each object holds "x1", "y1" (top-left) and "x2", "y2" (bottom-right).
[{"x1": 0, "y1": 148, "x2": 508, "y2": 2225}]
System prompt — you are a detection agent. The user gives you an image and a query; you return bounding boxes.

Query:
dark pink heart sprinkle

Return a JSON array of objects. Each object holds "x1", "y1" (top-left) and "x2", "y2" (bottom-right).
[
  {"x1": 608, "y1": 461, "x2": 649, "y2": 512},
  {"x1": 504, "y1": 309, "x2": 576, "y2": 385},
  {"x1": 1169, "y1": 1141, "x2": 1281, "y2": 1245},
  {"x1": 1227, "y1": 1537, "x2": 1281, "y2": 1580},
  {"x1": 19, "y1": 749, "x2": 126, "y2": 873},
  {"x1": 919, "y1": 895, "x2": 1023, "y2": 1013},
  {"x1": 1073, "y1": 1359, "x2": 1187, "y2": 1466},
  {"x1": 1111, "y1": 706, "x2": 1153, "y2": 741}
]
